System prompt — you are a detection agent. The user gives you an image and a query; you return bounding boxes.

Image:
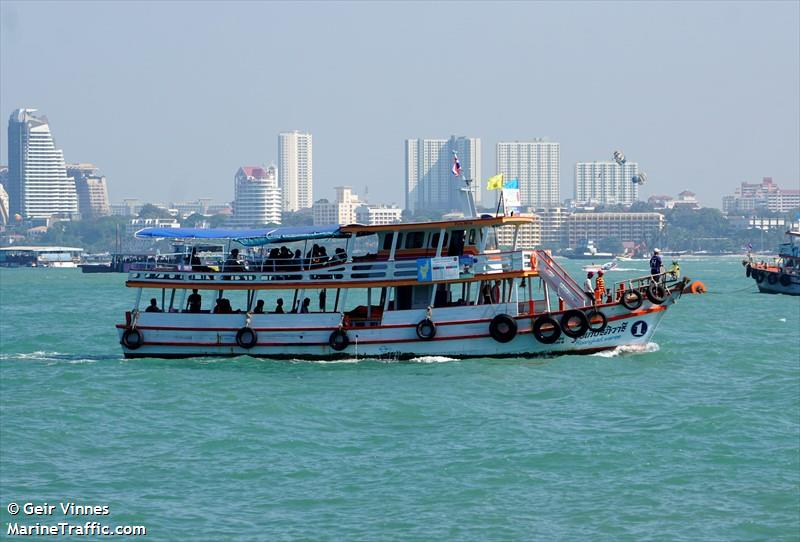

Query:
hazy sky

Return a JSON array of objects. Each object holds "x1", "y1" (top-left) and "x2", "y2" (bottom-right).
[{"x1": 1, "y1": 1, "x2": 798, "y2": 209}]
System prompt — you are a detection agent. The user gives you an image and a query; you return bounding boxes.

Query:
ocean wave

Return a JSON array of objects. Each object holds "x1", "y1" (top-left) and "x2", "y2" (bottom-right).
[
  {"x1": 408, "y1": 355, "x2": 458, "y2": 364},
  {"x1": 0, "y1": 351, "x2": 108, "y2": 363},
  {"x1": 591, "y1": 342, "x2": 660, "y2": 358}
]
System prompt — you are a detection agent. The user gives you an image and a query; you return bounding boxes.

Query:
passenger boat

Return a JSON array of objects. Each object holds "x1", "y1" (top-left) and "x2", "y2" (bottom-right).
[
  {"x1": 744, "y1": 230, "x2": 800, "y2": 295},
  {"x1": 116, "y1": 215, "x2": 705, "y2": 359}
]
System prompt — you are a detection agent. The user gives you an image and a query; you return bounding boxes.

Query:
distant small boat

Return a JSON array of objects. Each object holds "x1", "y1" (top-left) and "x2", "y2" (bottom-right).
[
  {"x1": 562, "y1": 240, "x2": 614, "y2": 260},
  {"x1": 582, "y1": 261, "x2": 619, "y2": 273}
]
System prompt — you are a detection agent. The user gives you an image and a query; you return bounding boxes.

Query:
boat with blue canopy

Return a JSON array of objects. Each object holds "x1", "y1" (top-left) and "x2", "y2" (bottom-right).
[{"x1": 117, "y1": 211, "x2": 705, "y2": 360}]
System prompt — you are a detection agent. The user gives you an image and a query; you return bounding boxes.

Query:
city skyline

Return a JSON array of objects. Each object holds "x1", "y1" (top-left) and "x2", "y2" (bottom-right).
[{"x1": 1, "y1": 2, "x2": 796, "y2": 209}]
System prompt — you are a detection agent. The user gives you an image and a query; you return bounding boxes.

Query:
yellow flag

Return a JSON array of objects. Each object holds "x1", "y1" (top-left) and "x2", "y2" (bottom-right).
[{"x1": 486, "y1": 173, "x2": 504, "y2": 190}]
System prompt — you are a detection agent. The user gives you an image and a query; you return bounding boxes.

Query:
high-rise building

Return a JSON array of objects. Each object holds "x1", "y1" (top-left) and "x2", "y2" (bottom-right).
[
  {"x1": 574, "y1": 161, "x2": 639, "y2": 206},
  {"x1": 496, "y1": 140, "x2": 560, "y2": 208},
  {"x1": 312, "y1": 186, "x2": 362, "y2": 225},
  {"x1": 278, "y1": 131, "x2": 313, "y2": 212},
  {"x1": 229, "y1": 165, "x2": 282, "y2": 227},
  {"x1": 0, "y1": 183, "x2": 9, "y2": 225},
  {"x1": 7, "y1": 109, "x2": 78, "y2": 219},
  {"x1": 66, "y1": 163, "x2": 110, "y2": 218},
  {"x1": 722, "y1": 177, "x2": 800, "y2": 213},
  {"x1": 405, "y1": 136, "x2": 481, "y2": 214}
]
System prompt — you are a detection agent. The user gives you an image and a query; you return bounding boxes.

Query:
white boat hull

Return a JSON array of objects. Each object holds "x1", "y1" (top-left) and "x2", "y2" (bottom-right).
[{"x1": 118, "y1": 296, "x2": 677, "y2": 360}]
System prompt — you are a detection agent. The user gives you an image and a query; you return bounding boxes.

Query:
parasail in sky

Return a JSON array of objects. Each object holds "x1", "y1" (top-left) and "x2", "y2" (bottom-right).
[
  {"x1": 613, "y1": 150, "x2": 626, "y2": 165},
  {"x1": 632, "y1": 172, "x2": 648, "y2": 185}
]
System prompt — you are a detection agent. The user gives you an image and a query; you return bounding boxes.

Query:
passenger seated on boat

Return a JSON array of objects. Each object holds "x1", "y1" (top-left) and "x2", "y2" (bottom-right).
[
  {"x1": 480, "y1": 283, "x2": 492, "y2": 304},
  {"x1": 224, "y1": 249, "x2": 247, "y2": 273},
  {"x1": 273, "y1": 298, "x2": 285, "y2": 314},
  {"x1": 300, "y1": 297, "x2": 311, "y2": 313},
  {"x1": 213, "y1": 298, "x2": 234, "y2": 314},
  {"x1": 333, "y1": 248, "x2": 346, "y2": 262},
  {"x1": 186, "y1": 289, "x2": 202, "y2": 313},
  {"x1": 319, "y1": 289, "x2": 327, "y2": 312},
  {"x1": 145, "y1": 298, "x2": 162, "y2": 312},
  {"x1": 253, "y1": 300, "x2": 265, "y2": 314},
  {"x1": 492, "y1": 281, "x2": 501, "y2": 303}
]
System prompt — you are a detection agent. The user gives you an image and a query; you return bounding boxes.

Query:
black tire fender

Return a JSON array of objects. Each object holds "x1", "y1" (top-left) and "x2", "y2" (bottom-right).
[
  {"x1": 745, "y1": 265, "x2": 751, "y2": 278},
  {"x1": 755, "y1": 270, "x2": 765, "y2": 283},
  {"x1": 489, "y1": 314, "x2": 517, "y2": 343},
  {"x1": 646, "y1": 283, "x2": 667, "y2": 305},
  {"x1": 767, "y1": 273, "x2": 778, "y2": 285},
  {"x1": 620, "y1": 289, "x2": 644, "y2": 311},
  {"x1": 585, "y1": 310, "x2": 608, "y2": 333},
  {"x1": 532, "y1": 316, "x2": 561, "y2": 344},
  {"x1": 329, "y1": 329, "x2": 349, "y2": 351},
  {"x1": 121, "y1": 328, "x2": 143, "y2": 350},
  {"x1": 416, "y1": 318, "x2": 436, "y2": 340},
  {"x1": 235, "y1": 327, "x2": 258, "y2": 349},
  {"x1": 779, "y1": 274, "x2": 791, "y2": 287},
  {"x1": 560, "y1": 309, "x2": 590, "y2": 339}
]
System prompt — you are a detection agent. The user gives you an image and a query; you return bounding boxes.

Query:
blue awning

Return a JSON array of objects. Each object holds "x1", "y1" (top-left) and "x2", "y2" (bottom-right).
[{"x1": 134, "y1": 225, "x2": 346, "y2": 246}]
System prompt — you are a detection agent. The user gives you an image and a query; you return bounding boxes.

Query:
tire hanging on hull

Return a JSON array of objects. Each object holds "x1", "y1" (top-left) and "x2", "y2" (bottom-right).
[
  {"x1": 489, "y1": 314, "x2": 517, "y2": 343},
  {"x1": 532, "y1": 316, "x2": 561, "y2": 344},
  {"x1": 121, "y1": 328, "x2": 144, "y2": 350}
]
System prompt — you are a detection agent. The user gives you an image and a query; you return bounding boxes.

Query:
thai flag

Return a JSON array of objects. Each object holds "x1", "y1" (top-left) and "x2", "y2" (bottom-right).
[{"x1": 452, "y1": 155, "x2": 462, "y2": 177}]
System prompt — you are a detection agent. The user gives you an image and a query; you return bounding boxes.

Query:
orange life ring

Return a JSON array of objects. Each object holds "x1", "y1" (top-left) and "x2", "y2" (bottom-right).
[
  {"x1": 689, "y1": 281, "x2": 706, "y2": 294},
  {"x1": 529, "y1": 253, "x2": 537, "y2": 271}
]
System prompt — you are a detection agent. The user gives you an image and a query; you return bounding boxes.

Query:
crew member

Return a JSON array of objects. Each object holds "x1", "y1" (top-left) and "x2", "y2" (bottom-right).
[
  {"x1": 145, "y1": 298, "x2": 162, "y2": 312},
  {"x1": 584, "y1": 271, "x2": 595, "y2": 304},
  {"x1": 650, "y1": 248, "x2": 663, "y2": 281},
  {"x1": 594, "y1": 271, "x2": 606, "y2": 304}
]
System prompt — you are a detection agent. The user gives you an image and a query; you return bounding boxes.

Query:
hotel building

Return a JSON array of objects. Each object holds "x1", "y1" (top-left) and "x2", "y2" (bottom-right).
[
  {"x1": 496, "y1": 140, "x2": 560, "y2": 208},
  {"x1": 279, "y1": 131, "x2": 313, "y2": 212}
]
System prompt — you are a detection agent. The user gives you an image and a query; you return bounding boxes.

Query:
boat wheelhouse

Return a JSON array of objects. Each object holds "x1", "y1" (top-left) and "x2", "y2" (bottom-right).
[{"x1": 117, "y1": 216, "x2": 704, "y2": 359}]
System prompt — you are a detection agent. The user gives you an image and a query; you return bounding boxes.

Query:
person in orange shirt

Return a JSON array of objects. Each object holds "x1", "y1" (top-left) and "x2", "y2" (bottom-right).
[{"x1": 594, "y1": 270, "x2": 606, "y2": 303}]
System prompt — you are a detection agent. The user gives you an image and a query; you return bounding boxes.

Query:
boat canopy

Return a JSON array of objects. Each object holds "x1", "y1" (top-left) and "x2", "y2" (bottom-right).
[{"x1": 134, "y1": 225, "x2": 346, "y2": 246}]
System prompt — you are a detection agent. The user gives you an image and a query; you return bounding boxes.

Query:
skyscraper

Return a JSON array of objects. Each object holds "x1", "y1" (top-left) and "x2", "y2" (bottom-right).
[
  {"x1": 574, "y1": 161, "x2": 639, "y2": 206},
  {"x1": 7, "y1": 109, "x2": 78, "y2": 219},
  {"x1": 67, "y1": 163, "x2": 110, "y2": 218},
  {"x1": 405, "y1": 136, "x2": 481, "y2": 214},
  {"x1": 229, "y1": 165, "x2": 282, "y2": 227},
  {"x1": 278, "y1": 131, "x2": 313, "y2": 212},
  {"x1": 496, "y1": 140, "x2": 560, "y2": 208}
]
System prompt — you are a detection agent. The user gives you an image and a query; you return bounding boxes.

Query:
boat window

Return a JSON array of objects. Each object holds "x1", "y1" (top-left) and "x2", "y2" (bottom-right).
[
  {"x1": 429, "y1": 232, "x2": 449, "y2": 249},
  {"x1": 405, "y1": 231, "x2": 425, "y2": 249},
  {"x1": 353, "y1": 234, "x2": 379, "y2": 257},
  {"x1": 448, "y1": 229, "x2": 465, "y2": 257},
  {"x1": 485, "y1": 228, "x2": 499, "y2": 251},
  {"x1": 381, "y1": 233, "x2": 394, "y2": 251}
]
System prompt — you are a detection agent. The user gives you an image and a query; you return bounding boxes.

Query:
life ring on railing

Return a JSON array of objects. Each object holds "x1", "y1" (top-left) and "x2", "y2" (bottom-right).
[
  {"x1": 779, "y1": 274, "x2": 792, "y2": 287},
  {"x1": 560, "y1": 309, "x2": 589, "y2": 338},
  {"x1": 416, "y1": 318, "x2": 436, "y2": 340},
  {"x1": 767, "y1": 273, "x2": 778, "y2": 285},
  {"x1": 585, "y1": 310, "x2": 608, "y2": 333},
  {"x1": 235, "y1": 327, "x2": 258, "y2": 349},
  {"x1": 121, "y1": 328, "x2": 143, "y2": 350},
  {"x1": 489, "y1": 314, "x2": 517, "y2": 343},
  {"x1": 620, "y1": 289, "x2": 644, "y2": 311},
  {"x1": 329, "y1": 329, "x2": 349, "y2": 351},
  {"x1": 532, "y1": 316, "x2": 561, "y2": 344},
  {"x1": 646, "y1": 283, "x2": 667, "y2": 305}
]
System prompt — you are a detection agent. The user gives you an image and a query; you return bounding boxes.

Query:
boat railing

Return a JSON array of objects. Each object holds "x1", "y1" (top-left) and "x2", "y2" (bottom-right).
[
  {"x1": 127, "y1": 249, "x2": 538, "y2": 284},
  {"x1": 611, "y1": 271, "x2": 682, "y2": 295}
]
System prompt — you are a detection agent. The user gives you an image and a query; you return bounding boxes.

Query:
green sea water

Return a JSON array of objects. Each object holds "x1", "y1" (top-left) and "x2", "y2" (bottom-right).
[{"x1": 1, "y1": 258, "x2": 798, "y2": 541}]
